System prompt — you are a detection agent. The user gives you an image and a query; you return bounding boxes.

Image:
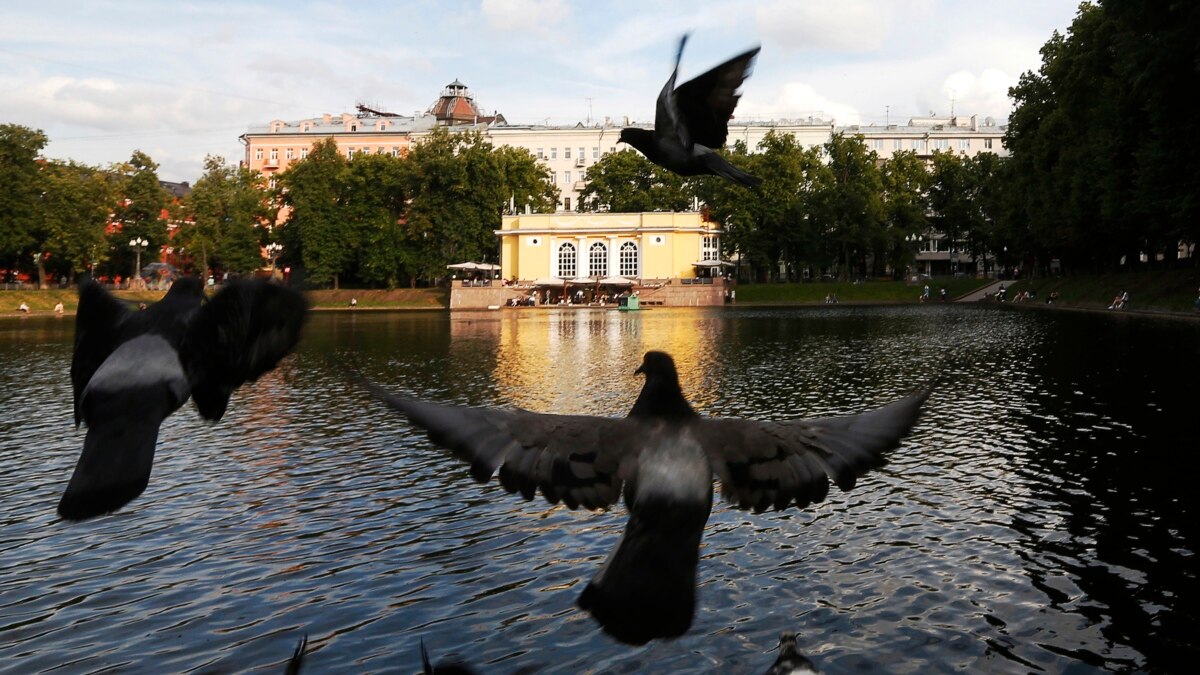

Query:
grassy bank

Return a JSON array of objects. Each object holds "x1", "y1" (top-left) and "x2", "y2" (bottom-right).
[
  {"x1": 1, "y1": 286, "x2": 447, "y2": 315},
  {"x1": 733, "y1": 277, "x2": 988, "y2": 304},
  {"x1": 1005, "y1": 268, "x2": 1200, "y2": 313},
  {"x1": 4, "y1": 271, "x2": 1196, "y2": 315}
]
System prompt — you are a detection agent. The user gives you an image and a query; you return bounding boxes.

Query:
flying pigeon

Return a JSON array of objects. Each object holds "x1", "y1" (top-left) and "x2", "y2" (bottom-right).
[
  {"x1": 365, "y1": 351, "x2": 933, "y2": 645},
  {"x1": 764, "y1": 631, "x2": 822, "y2": 675},
  {"x1": 618, "y1": 34, "x2": 763, "y2": 188},
  {"x1": 59, "y1": 277, "x2": 308, "y2": 521}
]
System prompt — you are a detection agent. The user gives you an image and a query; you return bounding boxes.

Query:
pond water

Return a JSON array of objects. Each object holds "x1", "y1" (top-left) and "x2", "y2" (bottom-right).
[{"x1": 0, "y1": 305, "x2": 1197, "y2": 673}]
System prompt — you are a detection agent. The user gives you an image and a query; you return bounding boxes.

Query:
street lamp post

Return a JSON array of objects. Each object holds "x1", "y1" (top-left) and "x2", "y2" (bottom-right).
[
  {"x1": 129, "y1": 237, "x2": 148, "y2": 289},
  {"x1": 266, "y1": 242, "x2": 283, "y2": 279}
]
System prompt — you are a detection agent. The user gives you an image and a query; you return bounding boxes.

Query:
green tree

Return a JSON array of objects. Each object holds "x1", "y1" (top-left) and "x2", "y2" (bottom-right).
[
  {"x1": 811, "y1": 133, "x2": 885, "y2": 280},
  {"x1": 402, "y1": 128, "x2": 556, "y2": 282},
  {"x1": 577, "y1": 149, "x2": 692, "y2": 213},
  {"x1": 38, "y1": 160, "x2": 119, "y2": 282},
  {"x1": 0, "y1": 124, "x2": 48, "y2": 279},
  {"x1": 880, "y1": 150, "x2": 931, "y2": 278},
  {"x1": 694, "y1": 133, "x2": 823, "y2": 281},
  {"x1": 109, "y1": 150, "x2": 170, "y2": 279},
  {"x1": 346, "y1": 151, "x2": 411, "y2": 288},
  {"x1": 277, "y1": 138, "x2": 353, "y2": 288},
  {"x1": 181, "y1": 155, "x2": 272, "y2": 277}
]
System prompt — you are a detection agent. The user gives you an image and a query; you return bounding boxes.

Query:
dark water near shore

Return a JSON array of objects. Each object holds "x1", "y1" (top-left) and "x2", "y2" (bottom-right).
[{"x1": 1, "y1": 305, "x2": 1197, "y2": 673}]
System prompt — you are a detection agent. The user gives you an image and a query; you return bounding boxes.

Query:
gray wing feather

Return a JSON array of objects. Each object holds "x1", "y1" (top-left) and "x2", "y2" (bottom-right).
[
  {"x1": 703, "y1": 384, "x2": 933, "y2": 512},
  {"x1": 371, "y1": 391, "x2": 638, "y2": 511}
]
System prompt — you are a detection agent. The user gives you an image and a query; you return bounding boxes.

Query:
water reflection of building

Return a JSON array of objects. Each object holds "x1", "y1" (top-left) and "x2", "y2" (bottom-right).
[{"x1": 490, "y1": 309, "x2": 719, "y2": 414}]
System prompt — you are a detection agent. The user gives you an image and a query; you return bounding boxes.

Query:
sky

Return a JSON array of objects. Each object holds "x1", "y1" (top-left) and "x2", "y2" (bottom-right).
[{"x1": 1, "y1": 0, "x2": 1084, "y2": 183}]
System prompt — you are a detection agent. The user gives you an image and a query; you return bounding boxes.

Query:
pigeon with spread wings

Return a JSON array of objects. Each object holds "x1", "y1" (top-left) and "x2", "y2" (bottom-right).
[
  {"x1": 366, "y1": 351, "x2": 932, "y2": 645},
  {"x1": 59, "y1": 277, "x2": 308, "y2": 521},
  {"x1": 618, "y1": 34, "x2": 762, "y2": 188}
]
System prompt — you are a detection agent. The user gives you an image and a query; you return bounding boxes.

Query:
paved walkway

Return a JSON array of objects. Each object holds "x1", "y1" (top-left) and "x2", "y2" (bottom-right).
[{"x1": 955, "y1": 280, "x2": 1006, "y2": 302}]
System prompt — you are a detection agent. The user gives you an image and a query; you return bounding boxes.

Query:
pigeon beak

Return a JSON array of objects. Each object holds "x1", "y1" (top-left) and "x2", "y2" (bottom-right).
[{"x1": 634, "y1": 364, "x2": 645, "y2": 376}]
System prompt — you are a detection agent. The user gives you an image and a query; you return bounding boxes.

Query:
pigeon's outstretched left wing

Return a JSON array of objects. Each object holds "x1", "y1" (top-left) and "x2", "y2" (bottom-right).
[
  {"x1": 184, "y1": 280, "x2": 309, "y2": 421},
  {"x1": 69, "y1": 281, "x2": 132, "y2": 426},
  {"x1": 655, "y1": 33, "x2": 692, "y2": 150},
  {"x1": 701, "y1": 383, "x2": 934, "y2": 513},
  {"x1": 366, "y1": 385, "x2": 639, "y2": 511},
  {"x1": 674, "y1": 44, "x2": 760, "y2": 149}
]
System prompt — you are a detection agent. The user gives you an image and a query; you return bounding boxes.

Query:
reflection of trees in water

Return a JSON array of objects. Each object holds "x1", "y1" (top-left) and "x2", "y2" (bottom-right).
[{"x1": 998, "y1": 313, "x2": 1200, "y2": 670}]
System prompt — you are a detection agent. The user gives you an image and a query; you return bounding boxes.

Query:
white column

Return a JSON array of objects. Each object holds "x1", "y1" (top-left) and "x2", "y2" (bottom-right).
[
  {"x1": 608, "y1": 236, "x2": 619, "y2": 277},
  {"x1": 576, "y1": 236, "x2": 587, "y2": 278}
]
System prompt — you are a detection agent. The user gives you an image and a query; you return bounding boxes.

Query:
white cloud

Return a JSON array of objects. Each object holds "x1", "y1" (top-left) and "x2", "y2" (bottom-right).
[
  {"x1": 742, "y1": 81, "x2": 862, "y2": 125},
  {"x1": 481, "y1": 0, "x2": 569, "y2": 34}
]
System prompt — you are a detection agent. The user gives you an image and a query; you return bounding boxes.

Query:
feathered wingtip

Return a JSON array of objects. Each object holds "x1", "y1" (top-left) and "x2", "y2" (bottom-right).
[{"x1": 285, "y1": 634, "x2": 308, "y2": 674}]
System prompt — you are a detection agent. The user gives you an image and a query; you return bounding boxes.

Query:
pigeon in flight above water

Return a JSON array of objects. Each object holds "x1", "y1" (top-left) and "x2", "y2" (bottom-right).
[
  {"x1": 619, "y1": 34, "x2": 763, "y2": 188},
  {"x1": 366, "y1": 352, "x2": 933, "y2": 645},
  {"x1": 59, "y1": 277, "x2": 308, "y2": 521}
]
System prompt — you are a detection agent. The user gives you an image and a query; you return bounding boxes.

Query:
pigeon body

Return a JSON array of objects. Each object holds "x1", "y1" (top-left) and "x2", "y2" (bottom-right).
[
  {"x1": 368, "y1": 352, "x2": 932, "y2": 644},
  {"x1": 619, "y1": 34, "x2": 762, "y2": 188},
  {"x1": 765, "y1": 631, "x2": 822, "y2": 675},
  {"x1": 59, "y1": 277, "x2": 308, "y2": 521}
]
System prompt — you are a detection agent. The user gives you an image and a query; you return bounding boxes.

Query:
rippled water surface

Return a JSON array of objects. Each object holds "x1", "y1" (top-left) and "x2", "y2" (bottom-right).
[{"x1": 1, "y1": 305, "x2": 1198, "y2": 673}]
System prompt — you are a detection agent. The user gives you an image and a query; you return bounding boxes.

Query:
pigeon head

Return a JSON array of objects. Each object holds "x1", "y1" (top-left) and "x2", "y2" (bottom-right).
[
  {"x1": 630, "y1": 351, "x2": 695, "y2": 420},
  {"x1": 618, "y1": 127, "x2": 653, "y2": 154}
]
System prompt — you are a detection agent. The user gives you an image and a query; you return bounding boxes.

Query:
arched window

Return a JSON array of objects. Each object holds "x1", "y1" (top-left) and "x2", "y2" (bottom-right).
[
  {"x1": 589, "y1": 242, "x2": 608, "y2": 277},
  {"x1": 619, "y1": 241, "x2": 639, "y2": 277},
  {"x1": 557, "y1": 242, "x2": 577, "y2": 278}
]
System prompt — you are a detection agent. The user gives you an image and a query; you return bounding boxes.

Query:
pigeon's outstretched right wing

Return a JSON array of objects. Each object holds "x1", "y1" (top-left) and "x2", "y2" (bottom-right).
[
  {"x1": 702, "y1": 383, "x2": 934, "y2": 513},
  {"x1": 184, "y1": 280, "x2": 309, "y2": 421},
  {"x1": 673, "y1": 44, "x2": 760, "y2": 149},
  {"x1": 70, "y1": 281, "x2": 132, "y2": 426},
  {"x1": 366, "y1": 385, "x2": 639, "y2": 511}
]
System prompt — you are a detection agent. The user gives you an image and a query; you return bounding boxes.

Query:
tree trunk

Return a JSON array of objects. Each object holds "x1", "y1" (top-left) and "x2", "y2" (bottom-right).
[
  {"x1": 36, "y1": 255, "x2": 48, "y2": 289},
  {"x1": 333, "y1": 273, "x2": 339, "y2": 290}
]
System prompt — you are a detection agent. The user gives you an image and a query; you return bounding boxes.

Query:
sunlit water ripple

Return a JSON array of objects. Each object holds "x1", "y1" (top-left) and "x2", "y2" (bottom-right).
[{"x1": 1, "y1": 305, "x2": 1196, "y2": 673}]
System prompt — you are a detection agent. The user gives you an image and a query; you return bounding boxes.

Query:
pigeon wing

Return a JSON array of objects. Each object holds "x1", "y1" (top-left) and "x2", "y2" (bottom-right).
[
  {"x1": 369, "y1": 390, "x2": 638, "y2": 511},
  {"x1": 70, "y1": 281, "x2": 132, "y2": 426},
  {"x1": 673, "y1": 45, "x2": 760, "y2": 149},
  {"x1": 184, "y1": 280, "x2": 309, "y2": 421},
  {"x1": 702, "y1": 383, "x2": 933, "y2": 513},
  {"x1": 655, "y1": 33, "x2": 693, "y2": 150}
]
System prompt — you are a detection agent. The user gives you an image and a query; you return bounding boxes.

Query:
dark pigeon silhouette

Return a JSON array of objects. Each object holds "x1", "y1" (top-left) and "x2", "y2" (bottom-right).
[
  {"x1": 764, "y1": 631, "x2": 822, "y2": 675},
  {"x1": 285, "y1": 634, "x2": 308, "y2": 674},
  {"x1": 59, "y1": 277, "x2": 308, "y2": 521},
  {"x1": 619, "y1": 34, "x2": 762, "y2": 188},
  {"x1": 365, "y1": 351, "x2": 933, "y2": 645},
  {"x1": 420, "y1": 639, "x2": 479, "y2": 675}
]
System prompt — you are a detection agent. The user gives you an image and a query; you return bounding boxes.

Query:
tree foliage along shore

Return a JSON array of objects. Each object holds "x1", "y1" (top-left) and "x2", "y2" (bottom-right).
[{"x1": 2, "y1": 1, "x2": 1195, "y2": 288}]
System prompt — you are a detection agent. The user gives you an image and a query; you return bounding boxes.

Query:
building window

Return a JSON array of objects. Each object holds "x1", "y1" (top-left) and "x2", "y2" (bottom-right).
[
  {"x1": 551, "y1": 147, "x2": 557, "y2": 159},
  {"x1": 984, "y1": 138, "x2": 993, "y2": 149},
  {"x1": 592, "y1": 146, "x2": 599, "y2": 159},
  {"x1": 588, "y1": 242, "x2": 607, "y2": 277},
  {"x1": 536, "y1": 147, "x2": 544, "y2": 159},
  {"x1": 871, "y1": 139, "x2": 883, "y2": 151},
  {"x1": 914, "y1": 139, "x2": 927, "y2": 151},
  {"x1": 893, "y1": 139, "x2": 903, "y2": 150},
  {"x1": 347, "y1": 148, "x2": 355, "y2": 158},
  {"x1": 392, "y1": 147, "x2": 401, "y2": 156},
  {"x1": 255, "y1": 148, "x2": 263, "y2": 160},
  {"x1": 958, "y1": 139, "x2": 970, "y2": 150},
  {"x1": 269, "y1": 148, "x2": 278, "y2": 161},
  {"x1": 564, "y1": 147, "x2": 571, "y2": 159},
  {"x1": 619, "y1": 242, "x2": 639, "y2": 277},
  {"x1": 934, "y1": 139, "x2": 949, "y2": 150},
  {"x1": 285, "y1": 148, "x2": 294, "y2": 160},
  {"x1": 702, "y1": 235, "x2": 719, "y2": 261},
  {"x1": 564, "y1": 170, "x2": 571, "y2": 184},
  {"x1": 300, "y1": 147, "x2": 309, "y2": 159},
  {"x1": 557, "y1": 243, "x2": 576, "y2": 278},
  {"x1": 563, "y1": 197, "x2": 571, "y2": 211},
  {"x1": 579, "y1": 147, "x2": 585, "y2": 160}
]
